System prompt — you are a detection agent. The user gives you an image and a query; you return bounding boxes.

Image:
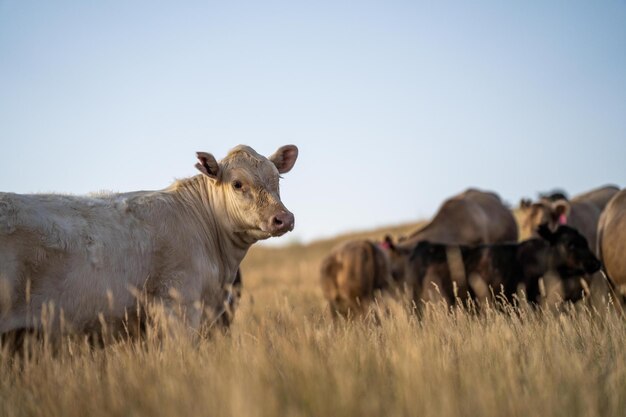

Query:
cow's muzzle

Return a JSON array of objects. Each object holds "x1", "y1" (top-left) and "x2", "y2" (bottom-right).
[{"x1": 268, "y1": 211, "x2": 295, "y2": 236}]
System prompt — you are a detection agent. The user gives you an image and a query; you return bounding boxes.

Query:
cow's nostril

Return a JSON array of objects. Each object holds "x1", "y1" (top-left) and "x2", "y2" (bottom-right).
[{"x1": 269, "y1": 212, "x2": 294, "y2": 234}]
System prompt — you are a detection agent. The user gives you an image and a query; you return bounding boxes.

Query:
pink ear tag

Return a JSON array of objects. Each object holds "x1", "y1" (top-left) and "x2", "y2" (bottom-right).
[
  {"x1": 558, "y1": 214, "x2": 567, "y2": 225},
  {"x1": 379, "y1": 241, "x2": 391, "y2": 249}
]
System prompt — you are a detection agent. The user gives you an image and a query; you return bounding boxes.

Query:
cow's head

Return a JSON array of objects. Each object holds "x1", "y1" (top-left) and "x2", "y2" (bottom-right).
[
  {"x1": 195, "y1": 145, "x2": 298, "y2": 241},
  {"x1": 537, "y1": 224, "x2": 601, "y2": 301},
  {"x1": 518, "y1": 198, "x2": 571, "y2": 240},
  {"x1": 380, "y1": 235, "x2": 413, "y2": 284}
]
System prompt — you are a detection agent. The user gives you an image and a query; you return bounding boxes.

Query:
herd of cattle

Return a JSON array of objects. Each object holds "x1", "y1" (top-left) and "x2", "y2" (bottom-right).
[
  {"x1": 321, "y1": 186, "x2": 626, "y2": 317},
  {"x1": 0, "y1": 144, "x2": 625, "y2": 345}
]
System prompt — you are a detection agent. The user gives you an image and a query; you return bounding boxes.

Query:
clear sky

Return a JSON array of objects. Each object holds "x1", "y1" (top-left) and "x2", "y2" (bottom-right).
[{"x1": 1, "y1": 1, "x2": 625, "y2": 244}]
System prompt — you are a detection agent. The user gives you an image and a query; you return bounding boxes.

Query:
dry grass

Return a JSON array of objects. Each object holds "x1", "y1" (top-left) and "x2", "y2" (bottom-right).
[{"x1": 1, "y1": 222, "x2": 625, "y2": 417}]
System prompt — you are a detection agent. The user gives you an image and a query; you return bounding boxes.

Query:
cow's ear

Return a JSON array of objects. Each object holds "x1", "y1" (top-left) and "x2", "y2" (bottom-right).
[
  {"x1": 520, "y1": 198, "x2": 532, "y2": 209},
  {"x1": 537, "y1": 223, "x2": 556, "y2": 244},
  {"x1": 195, "y1": 152, "x2": 220, "y2": 180},
  {"x1": 382, "y1": 235, "x2": 395, "y2": 250},
  {"x1": 269, "y1": 145, "x2": 298, "y2": 174}
]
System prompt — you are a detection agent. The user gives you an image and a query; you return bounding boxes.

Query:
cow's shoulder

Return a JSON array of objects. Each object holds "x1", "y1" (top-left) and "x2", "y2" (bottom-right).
[
  {"x1": 570, "y1": 200, "x2": 601, "y2": 221},
  {"x1": 0, "y1": 192, "x2": 19, "y2": 234}
]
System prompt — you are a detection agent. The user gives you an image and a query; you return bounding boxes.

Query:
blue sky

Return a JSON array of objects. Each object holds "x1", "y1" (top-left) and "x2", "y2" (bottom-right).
[{"x1": 1, "y1": 1, "x2": 625, "y2": 244}]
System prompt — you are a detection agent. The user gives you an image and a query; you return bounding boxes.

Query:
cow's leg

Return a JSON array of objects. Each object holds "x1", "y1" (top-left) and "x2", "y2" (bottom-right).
[
  {"x1": 0, "y1": 243, "x2": 21, "y2": 318},
  {"x1": 143, "y1": 290, "x2": 203, "y2": 343},
  {"x1": 199, "y1": 290, "x2": 238, "y2": 335},
  {"x1": 0, "y1": 327, "x2": 39, "y2": 356}
]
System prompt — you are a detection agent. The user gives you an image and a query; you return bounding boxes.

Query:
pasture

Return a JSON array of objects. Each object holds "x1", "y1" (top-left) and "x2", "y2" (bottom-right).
[
  {"x1": 1, "y1": 221, "x2": 625, "y2": 417},
  {"x1": 2, "y1": 2, "x2": 625, "y2": 416}
]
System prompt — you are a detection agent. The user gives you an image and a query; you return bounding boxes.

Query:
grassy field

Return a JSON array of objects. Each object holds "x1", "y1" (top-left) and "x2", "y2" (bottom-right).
[{"x1": 1, "y1": 221, "x2": 625, "y2": 417}]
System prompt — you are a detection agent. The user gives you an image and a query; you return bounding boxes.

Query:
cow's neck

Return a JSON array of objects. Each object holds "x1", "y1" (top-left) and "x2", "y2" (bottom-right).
[
  {"x1": 166, "y1": 175, "x2": 251, "y2": 272},
  {"x1": 401, "y1": 221, "x2": 446, "y2": 249}
]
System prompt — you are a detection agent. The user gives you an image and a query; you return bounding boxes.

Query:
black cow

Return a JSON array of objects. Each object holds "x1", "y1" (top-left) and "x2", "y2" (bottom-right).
[{"x1": 408, "y1": 225, "x2": 601, "y2": 307}]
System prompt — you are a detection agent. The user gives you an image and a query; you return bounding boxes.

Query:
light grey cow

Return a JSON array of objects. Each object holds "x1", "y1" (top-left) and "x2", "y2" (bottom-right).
[{"x1": 0, "y1": 145, "x2": 298, "y2": 339}]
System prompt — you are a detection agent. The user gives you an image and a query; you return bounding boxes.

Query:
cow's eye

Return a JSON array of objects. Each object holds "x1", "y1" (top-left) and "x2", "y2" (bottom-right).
[{"x1": 232, "y1": 180, "x2": 243, "y2": 190}]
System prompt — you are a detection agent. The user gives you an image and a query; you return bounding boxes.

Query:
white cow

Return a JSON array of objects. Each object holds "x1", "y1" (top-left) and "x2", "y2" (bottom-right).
[{"x1": 0, "y1": 144, "x2": 298, "y2": 338}]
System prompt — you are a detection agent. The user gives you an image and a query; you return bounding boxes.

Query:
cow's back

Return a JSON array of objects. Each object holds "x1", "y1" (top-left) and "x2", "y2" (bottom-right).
[
  {"x1": 320, "y1": 240, "x2": 389, "y2": 317},
  {"x1": 0, "y1": 191, "x2": 159, "y2": 333},
  {"x1": 598, "y1": 189, "x2": 626, "y2": 291},
  {"x1": 407, "y1": 189, "x2": 517, "y2": 246},
  {"x1": 460, "y1": 189, "x2": 518, "y2": 243},
  {"x1": 572, "y1": 185, "x2": 620, "y2": 212}
]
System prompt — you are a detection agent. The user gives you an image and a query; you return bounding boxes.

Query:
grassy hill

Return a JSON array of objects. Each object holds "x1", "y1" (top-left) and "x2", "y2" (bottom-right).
[{"x1": 3, "y1": 215, "x2": 626, "y2": 417}]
